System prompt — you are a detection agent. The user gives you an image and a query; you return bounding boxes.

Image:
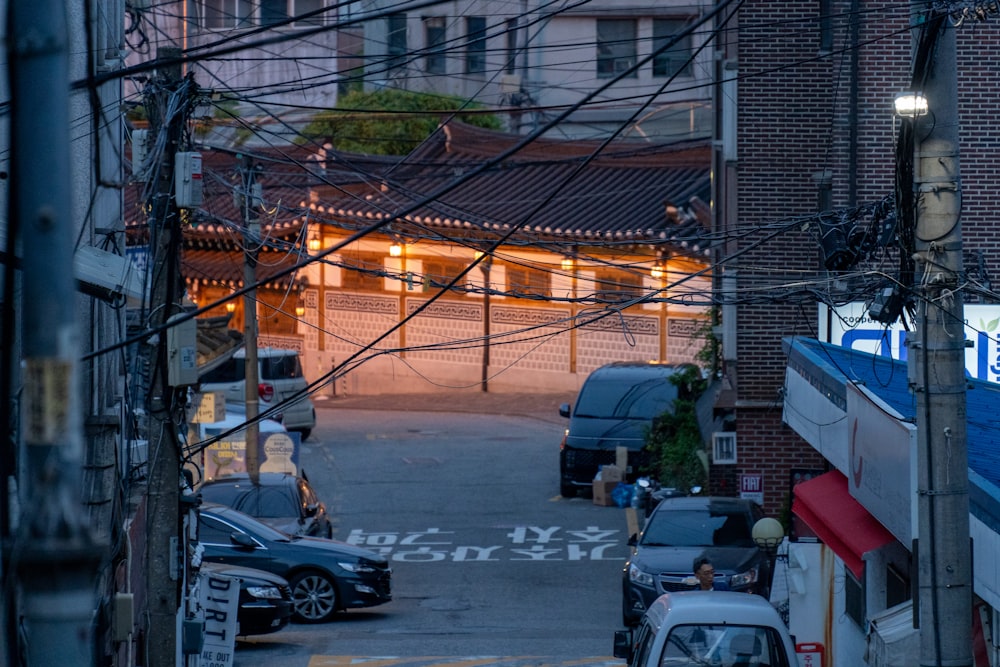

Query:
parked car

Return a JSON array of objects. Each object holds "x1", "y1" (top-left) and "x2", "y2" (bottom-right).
[
  {"x1": 197, "y1": 471, "x2": 333, "y2": 538},
  {"x1": 198, "y1": 347, "x2": 317, "y2": 439},
  {"x1": 197, "y1": 503, "x2": 391, "y2": 623},
  {"x1": 613, "y1": 591, "x2": 797, "y2": 667},
  {"x1": 559, "y1": 361, "x2": 694, "y2": 497},
  {"x1": 199, "y1": 561, "x2": 293, "y2": 636},
  {"x1": 622, "y1": 496, "x2": 769, "y2": 626}
]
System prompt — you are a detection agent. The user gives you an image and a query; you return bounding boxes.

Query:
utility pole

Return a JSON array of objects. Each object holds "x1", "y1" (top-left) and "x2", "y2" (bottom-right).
[
  {"x1": 145, "y1": 47, "x2": 188, "y2": 667},
  {"x1": 8, "y1": 1, "x2": 103, "y2": 664},
  {"x1": 240, "y1": 155, "x2": 260, "y2": 484},
  {"x1": 907, "y1": 5, "x2": 972, "y2": 666}
]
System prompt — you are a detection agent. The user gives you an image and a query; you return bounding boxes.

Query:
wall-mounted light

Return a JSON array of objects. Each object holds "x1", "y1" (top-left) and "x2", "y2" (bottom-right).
[
  {"x1": 650, "y1": 263, "x2": 665, "y2": 280},
  {"x1": 561, "y1": 257, "x2": 575, "y2": 271},
  {"x1": 295, "y1": 305, "x2": 306, "y2": 317},
  {"x1": 225, "y1": 302, "x2": 236, "y2": 313},
  {"x1": 389, "y1": 242, "x2": 403, "y2": 257},
  {"x1": 894, "y1": 91, "x2": 928, "y2": 118},
  {"x1": 308, "y1": 238, "x2": 322, "y2": 251}
]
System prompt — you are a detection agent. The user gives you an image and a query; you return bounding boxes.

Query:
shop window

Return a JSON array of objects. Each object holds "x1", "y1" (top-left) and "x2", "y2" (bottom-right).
[{"x1": 387, "y1": 13, "x2": 408, "y2": 72}]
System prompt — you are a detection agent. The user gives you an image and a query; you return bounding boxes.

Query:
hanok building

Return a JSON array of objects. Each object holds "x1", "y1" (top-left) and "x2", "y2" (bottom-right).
[{"x1": 126, "y1": 121, "x2": 715, "y2": 395}]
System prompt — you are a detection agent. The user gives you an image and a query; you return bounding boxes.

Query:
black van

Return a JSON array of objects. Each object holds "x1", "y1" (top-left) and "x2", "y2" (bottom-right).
[{"x1": 558, "y1": 361, "x2": 692, "y2": 497}]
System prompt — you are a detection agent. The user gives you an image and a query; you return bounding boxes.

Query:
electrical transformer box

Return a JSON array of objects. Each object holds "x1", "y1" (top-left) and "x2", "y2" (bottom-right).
[
  {"x1": 166, "y1": 314, "x2": 199, "y2": 386},
  {"x1": 174, "y1": 151, "x2": 203, "y2": 208}
]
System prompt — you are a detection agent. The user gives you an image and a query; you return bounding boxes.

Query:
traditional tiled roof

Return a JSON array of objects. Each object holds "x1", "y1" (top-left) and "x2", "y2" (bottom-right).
[
  {"x1": 125, "y1": 122, "x2": 713, "y2": 291},
  {"x1": 306, "y1": 122, "x2": 713, "y2": 254}
]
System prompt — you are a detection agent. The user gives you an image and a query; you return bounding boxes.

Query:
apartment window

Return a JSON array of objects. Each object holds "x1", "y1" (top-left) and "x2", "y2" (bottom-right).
[
  {"x1": 260, "y1": 0, "x2": 326, "y2": 27},
  {"x1": 712, "y1": 432, "x2": 737, "y2": 464},
  {"x1": 465, "y1": 16, "x2": 487, "y2": 74},
  {"x1": 596, "y1": 19, "x2": 637, "y2": 78},
  {"x1": 424, "y1": 16, "x2": 447, "y2": 74},
  {"x1": 505, "y1": 18, "x2": 519, "y2": 73},
  {"x1": 202, "y1": 0, "x2": 254, "y2": 29},
  {"x1": 819, "y1": 0, "x2": 834, "y2": 52},
  {"x1": 593, "y1": 268, "x2": 641, "y2": 301},
  {"x1": 507, "y1": 265, "x2": 551, "y2": 297},
  {"x1": 652, "y1": 18, "x2": 694, "y2": 78},
  {"x1": 387, "y1": 13, "x2": 408, "y2": 71}
]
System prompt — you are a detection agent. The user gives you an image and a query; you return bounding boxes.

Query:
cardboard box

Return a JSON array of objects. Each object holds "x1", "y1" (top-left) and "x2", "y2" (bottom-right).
[
  {"x1": 598, "y1": 465, "x2": 624, "y2": 482},
  {"x1": 593, "y1": 480, "x2": 620, "y2": 506}
]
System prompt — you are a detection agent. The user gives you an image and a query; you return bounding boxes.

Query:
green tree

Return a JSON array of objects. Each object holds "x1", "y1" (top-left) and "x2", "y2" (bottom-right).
[
  {"x1": 301, "y1": 89, "x2": 502, "y2": 156},
  {"x1": 642, "y1": 365, "x2": 708, "y2": 492}
]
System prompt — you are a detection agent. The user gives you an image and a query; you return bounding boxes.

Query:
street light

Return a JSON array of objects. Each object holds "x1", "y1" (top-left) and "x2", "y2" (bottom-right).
[
  {"x1": 894, "y1": 91, "x2": 928, "y2": 118},
  {"x1": 752, "y1": 517, "x2": 785, "y2": 597}
]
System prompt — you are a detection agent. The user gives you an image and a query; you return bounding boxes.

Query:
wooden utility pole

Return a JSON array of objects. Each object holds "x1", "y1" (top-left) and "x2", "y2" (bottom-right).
[
  {"x1": 145, "y1": 47, "x2": 188, "y2": 667},
  {"x1": 240, "y1": 155, "x2": 260, "y2": 484},
  {"x1": 906, "y1": 5, "x2": 972, "y2": 666}
]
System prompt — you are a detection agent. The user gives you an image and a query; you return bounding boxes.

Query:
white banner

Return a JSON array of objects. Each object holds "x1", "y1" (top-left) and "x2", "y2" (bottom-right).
[
  {"x1": 819, "y1": 302, "x2": 1000, "y2": 384},
  {"x1": 198, "y1": 572, "x2": 240, "y2": 667}
]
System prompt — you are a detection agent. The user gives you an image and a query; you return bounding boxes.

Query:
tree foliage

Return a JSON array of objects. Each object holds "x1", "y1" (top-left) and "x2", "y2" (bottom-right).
[
  {"x1": 642, "y1": 365, "x2": 708, "y2": 492},
  {"x1": 301, "y1": 89, "x2": 502, "y2": 156}
]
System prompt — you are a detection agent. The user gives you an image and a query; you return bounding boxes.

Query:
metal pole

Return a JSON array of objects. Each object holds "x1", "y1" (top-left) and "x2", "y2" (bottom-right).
[
  {"x1": 8, "y1": 1, "x2": 102, "y2": 664},
  {"x1": 241, "y1": 156, "x2": 260, "y2": 484},
  {"x1": 907, "y1": 5, "x2": 972, "y2": 666},
  {"x1": 480, "y1": 256, "x2": 491, "y2": 392}
]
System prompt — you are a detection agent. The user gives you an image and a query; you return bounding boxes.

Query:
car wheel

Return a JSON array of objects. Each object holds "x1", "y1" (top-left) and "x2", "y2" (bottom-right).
[
  {"x1": 289, "y1": 570, "x2": 338, "y2": 623},
  {"x1": 298, "y1": 428, "x2": 312, "y2": 440},
  {"x1": 560, "y1": 482, "x2": 576, "y2": 498}
]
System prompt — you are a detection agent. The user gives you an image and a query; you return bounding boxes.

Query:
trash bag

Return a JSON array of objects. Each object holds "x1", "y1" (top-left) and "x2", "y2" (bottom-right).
[{"x1": 612, "y1": 482, "x2": 634, "y2": 508}]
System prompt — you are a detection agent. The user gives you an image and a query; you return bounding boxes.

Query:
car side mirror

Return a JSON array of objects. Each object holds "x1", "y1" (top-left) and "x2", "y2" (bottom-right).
[
  {"x1": 613, "y1": 629, "x2": 633, "y2": 660},
  {"x1": 559, "y1": 403, "x2": 571, "y2": 418},
  {"x1": 230, "y1": 532, "x2": 256, "y2": 549},
  {"x1": 304, "y1": 503, "x2": 319, "y2": 518},
  {"x1": 627, "y1": 533, "x2": 638, "y2": 547}
]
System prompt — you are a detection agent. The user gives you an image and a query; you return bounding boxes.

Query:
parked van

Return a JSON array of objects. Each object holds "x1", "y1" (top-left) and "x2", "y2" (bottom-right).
[
  {"x1": 198, "y1": 347, "x2": 316, "y2": 438},
  {"x1": 613, "y1": 591, "x2": 799, "y2": 667},
  {"x1": 558, "y1": 361, "x2": 692, "y2": 497}
]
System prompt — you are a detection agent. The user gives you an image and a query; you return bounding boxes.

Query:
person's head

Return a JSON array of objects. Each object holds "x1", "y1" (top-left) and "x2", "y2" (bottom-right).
[{"x1": 693, "y1": 556, "x2": 715, "y2": 590}]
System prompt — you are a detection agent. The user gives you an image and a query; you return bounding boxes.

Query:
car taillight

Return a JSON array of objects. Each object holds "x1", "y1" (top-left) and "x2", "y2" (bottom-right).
[{"x1": 258, "y1": 382, "x2": 275, "y2": 402}]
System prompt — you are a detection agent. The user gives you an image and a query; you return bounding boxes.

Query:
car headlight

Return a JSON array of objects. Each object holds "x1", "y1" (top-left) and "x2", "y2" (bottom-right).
[
  {"x1": 245, "y1": 585, "x2": 283, "y2": 600},
  {"x1": 338, "y1": 561, "x2": 377, "y2": 573},
  {"x1": 628, "y1": 563, "x2": 655, "y2": 588},
  {"x1": 728, "y1": 567, "x2": 758, "y2": 589}
]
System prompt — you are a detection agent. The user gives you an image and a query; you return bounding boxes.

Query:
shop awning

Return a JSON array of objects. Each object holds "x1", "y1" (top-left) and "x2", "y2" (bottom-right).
[{"x1": 791, "y1": 470, "x2": 896, "y2": 578}]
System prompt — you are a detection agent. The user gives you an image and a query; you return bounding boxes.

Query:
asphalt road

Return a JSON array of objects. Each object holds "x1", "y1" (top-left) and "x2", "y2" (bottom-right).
[{"x1": 232, "y1": 396, "x2": 632, "y2": 667}]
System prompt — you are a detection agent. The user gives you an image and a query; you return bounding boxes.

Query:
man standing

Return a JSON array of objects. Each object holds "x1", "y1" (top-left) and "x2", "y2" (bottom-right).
[{"x1": 693, "y1": 556, "x2": 728, "y2": 590}]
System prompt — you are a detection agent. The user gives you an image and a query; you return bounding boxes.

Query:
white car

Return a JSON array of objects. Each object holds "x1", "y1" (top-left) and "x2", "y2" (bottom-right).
[
  {"x1": 198, "y1": 347, "x2": 317, "y2": 438},
  {"x1": 613, "y1": 591, "x2": 798, "y2": 667}
]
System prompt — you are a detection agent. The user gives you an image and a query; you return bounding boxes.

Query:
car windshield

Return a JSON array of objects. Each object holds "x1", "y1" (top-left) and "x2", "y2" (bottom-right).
[
  {"x1": 200, "y1": 483, "x2": 299, "y2": 518},
  {"x1": 574, "y1": 376, "x2": 679, "y2": 419},
  {"x1": 662, "y1": 625, "x2": 782, "y2": 667},
  {"x1": 261, "y1": 354, "x2": 303, "y2": 380},
  {"x1": 641, "y1": 508, "x2": 755, "y2": 548}
]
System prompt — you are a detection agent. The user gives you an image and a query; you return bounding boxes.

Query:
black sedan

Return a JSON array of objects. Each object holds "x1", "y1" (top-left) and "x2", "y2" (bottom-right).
[
  {"x1": 198, "y1": 503, "x2": 391, "y2": 623},
  {"x1": 197, "y1": 471, "x2": 333, "y2": 539},
  {"x1": 622, "y1": 496, "x2": 769, "y2": 626},
  {"x1": 199, "y1": 562, "x2": 293, "y2": 636}
]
